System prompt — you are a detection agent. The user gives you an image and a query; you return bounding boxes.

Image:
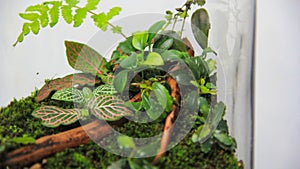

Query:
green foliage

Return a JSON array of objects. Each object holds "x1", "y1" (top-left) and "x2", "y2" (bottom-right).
[
  {"x1": 11, "y1": 135, "x2": 36, "y2": 144},
  {"x1": 113, "y1": 70, "x2": 128, "y2": 93},
  {"x1": 108, "y1": 158, "x2": 158, "y2": 169},
  {"x1": 14, "y1": 0, "x2": 123, "y2": 46},
  {"x1": 191, "y1": 8, "x2": 210, "y2": 49},
  {"x1": 142, "y1": 52, "x2": 164, "y2": 66},
  {"x1": 117, "y1": 136, "x2": 135, "y2": 149},
  {"x1": 148, "y1": 20, "x2": 166, "y2": 43},
  {"x1": 132, "y1": 31, "x2": 149, "y2": 51},
  {"x1": 52, "y1": 88, "x2": 85, "y2": 103}
]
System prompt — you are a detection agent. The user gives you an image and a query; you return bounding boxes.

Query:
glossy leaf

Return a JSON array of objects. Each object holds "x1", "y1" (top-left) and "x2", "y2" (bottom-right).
[
  {"x1": 118, "y1": 37, "x2": 135, "y2": 53},
  {"x1": 32, "y1": 106, "x2": 80, "y2": 127},
  {"x1": 88, "y1": 95, "x2": 132, "y2": 121},
  {"x1": 36, "y1": 73, "x2": 100, "y2": 102},
  {"x1": 191, "y1": 8, "x2": 210, "y2": 49},
  {"x1": 132, "y1": 31, "x2": 148, "y2": 51},
  {"x1": 185, "y1": 57, "x2": 209, "y2": 80},
  {"x1": 120, "y1": 54, "x2": 137, "y2": 69},
  {"x1": 51, "y1": 88, "x2": 84, "y2": 103},
  {"x1": 143, "y1": 52, "x2": 164, "y2": 66},
  {"x1": 214, "y1": 132, "x2": 234, "y2": 146},
  {"x1": 94, "y1": 84, "x2": 117, "y2": 96},
  {"x1": 113, "y1": 70, "x2": 128, "y2": 93},
  {"x1": 65, "y1": 41, "x2": 107, "y2": 75},
  {"x1": 148, "y1": 20, "x2": 166, "y2": 42},
  {"x1": 153, "y1": 36, "x2": 173, "y2": 51},
  {"x1": 152, "y1": 82, "x2": 173, "y2": 112}
]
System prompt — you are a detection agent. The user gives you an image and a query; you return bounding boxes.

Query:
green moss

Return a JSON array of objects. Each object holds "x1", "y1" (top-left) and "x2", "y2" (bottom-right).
[{"x1": 0, "y1": 92, "x2": 242, "y2": 169}]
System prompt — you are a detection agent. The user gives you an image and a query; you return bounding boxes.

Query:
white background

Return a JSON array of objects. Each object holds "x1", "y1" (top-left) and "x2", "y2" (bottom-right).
[{"x1": 0, "y1": 0, "x2": 299, "y2": 169}]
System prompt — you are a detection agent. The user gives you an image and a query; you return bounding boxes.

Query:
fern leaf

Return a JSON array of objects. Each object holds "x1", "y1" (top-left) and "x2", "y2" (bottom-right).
[
  {"x1": 85, "y1": 0, "x2": 101, "y2": 10},
  {"x1": 19, "y1": 13, "x2": 39, "y2": 21},
  {"x1": 22, "y1": 23, "x2": 31, "y2": 35},
  {"x1": 94, "y1": 85, "x2": 117, "y2": 96},
  {"x1": 73, "y1": 8, "x2": 87, "y2": 27},
  {"x1": 61, "y1": 5, "x2": 73, "y2": 24},
  {"x1": 65, "y1": 0, "x2": 80, "y2": 7},
  {"x1": 47, "y1": 1, "x2": 62, "y2": 27},
  {"x1": 51, "y1": 88, "x2": 85, "y2": 103},
  {"x1": 107, "y1": 7, "x2": 121, "y2": 20},
  {"x1": 88, "y1": 95, "x2": 132, "y2": 121},
  {"x1": 91, "y1": 13, "x2": 108, "y2": 31},
  {"x1": 32, "y1": 106, "x2": 80, "y2": 127},
  {"x1": 30, "y1": 20, "x2": 40, "y2": 34}
]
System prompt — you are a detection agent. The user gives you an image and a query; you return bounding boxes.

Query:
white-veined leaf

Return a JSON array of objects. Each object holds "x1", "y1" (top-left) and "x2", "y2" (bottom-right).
[
  {"x1": 94, "y1": 84, "x2": 117, "y2": 96},
  {"x1": 88, "y1": 95, "x2": 132, "y2": 121},
  {"x1": 51, "y1": 88, "x2": 84, "y2": 103},
  {"x1": 32, "y1": 106, "x2": 80, "y2": 127}
]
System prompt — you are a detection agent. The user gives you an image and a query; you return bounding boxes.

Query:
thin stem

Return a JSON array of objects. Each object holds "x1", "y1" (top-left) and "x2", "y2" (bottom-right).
[
  {"x1": 180, "y1": 9, "x2": 188, "y2": 38},
  {"x1": 75, "y1": 6, "x2": 127, "y2": 39}
]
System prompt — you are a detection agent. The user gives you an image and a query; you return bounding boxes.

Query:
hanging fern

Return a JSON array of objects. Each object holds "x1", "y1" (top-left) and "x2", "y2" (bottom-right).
[{"x1": 14, "y1": 0, "x2": 123, "y2": 46}]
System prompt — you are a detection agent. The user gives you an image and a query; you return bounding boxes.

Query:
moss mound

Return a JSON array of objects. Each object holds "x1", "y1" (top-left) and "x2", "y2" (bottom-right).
[{"x1": 0, "y1": 92, "x2": 242, "y2": 169}]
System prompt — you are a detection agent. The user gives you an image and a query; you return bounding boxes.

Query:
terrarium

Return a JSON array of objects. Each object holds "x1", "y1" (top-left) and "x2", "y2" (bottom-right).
[{"x1": 0, "y1": 0, "x2": 255, "y2": 168}]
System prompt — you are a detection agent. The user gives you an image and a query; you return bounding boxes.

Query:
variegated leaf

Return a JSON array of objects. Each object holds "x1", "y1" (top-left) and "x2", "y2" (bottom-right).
[
  {"x1": 36, "y1": 73, "x2": 100, "y2": 102},
  {"x1": 82, "y1": 87, "x2": 94, "y2": 101},
  {"x1": 51, "y1": 88, "x2": 85, "y2": 103},
  {"x1": 93, "y1": 84, "x2": 117, "y2": 96},
  {"x1": 32, "y1": 106, "x2": 80, "y2": 127},
  {"x1": 88, "y1": 95, "x2": 132, "y2": 121}
]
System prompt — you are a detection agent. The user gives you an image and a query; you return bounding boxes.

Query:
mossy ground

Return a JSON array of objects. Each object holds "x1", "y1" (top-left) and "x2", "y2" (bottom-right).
[{"x1": 0, "y1": 91, "x2": 242, "y2": 169}]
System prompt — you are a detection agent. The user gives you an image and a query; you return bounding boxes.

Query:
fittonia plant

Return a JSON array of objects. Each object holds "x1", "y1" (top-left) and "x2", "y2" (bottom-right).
[{"x1": 13, "y1": 0, "x2": 239, "y2": 167}]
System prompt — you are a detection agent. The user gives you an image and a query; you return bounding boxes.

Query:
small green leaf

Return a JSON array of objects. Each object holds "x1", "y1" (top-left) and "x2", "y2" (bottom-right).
[
  {"x1": 30, "y1": 20, "x2": 40, "y2": 35},
  {"x1": 32, "y1": 106, "x2": 80, "y2": 127},
  {"x1": 22, "y1": 23, "x2": 31, "y2": 35},
  {"x1": 148, "y1": 20, "x2": 166, "y2": 42},
  {"x1": 113, "y1": 70, "x2": 128, "y2": 93},
  {"x1": 194, "y1": 0, "x2": 206, "y2": 6},
  {"x1": 207, "y1": 58, "x2": 217, "y2": 74},
  {"x1": 153, "y1": 36, "x2": 174, "y2": 51},
  {"x1": 92, "y1": 13, "x2": 108, "y2": 31},
  {"x1": 85, "y1": 0, "x2": 101, "y2": 10},
  {"x1": 88, "y1": 95, "x2": 132, "y2": 121},
  {"x1": 12, "y1": 136, "x2": 36, "y2": 144},
  {"x1": 120, "y1": 54, "x2": 137, "y2": 69},
  {"x1": 152, "y1": 82, "x2": 173, "y2": 112},
  {"x1": 117, "y1": 135, "x2": 135, "y2": 148},
  {"x1": 66, "y1": 0, "x2": 80, "y2": 7},
  {"x1": 19, "y1": 13, "x2": 39, "y2": 21},
  {"x1": 118, "y1": 37, "x2": 135, "y2": 53},
  {"x1": 200, "y1": 138, "x2": 213, "y2": 153},
  {"x1": 73, "y1": 8, "x2": 87, "y2": 27},
  {"x1": 51, "y1": 88, "x2": 85, "y2": 103},
  {"x1": 107, "y1": 7, "x2": 122, "y2": 20},
  {"x1": 132, "y1": 31, "x2": 149, "y2": 51},
  {"x1": 191, "y1": 8, "x2": 210, "y2": 49},
  {"x1": 199, "y1": 97, "x2": 209, "y2": 116},
  {"x1": 143, "y1": 52, "x2": 164, "y2": 66},
  {"x1": 48, "y1": 1, "x2": 61, "y2": 27},
  {"x1": 112, "y1": 25, "x2": 122, "y2": 34},
  {"x1": 214, "y1": 132, "x2": 234, "y2": 146},
  {"x1": 61, "y1": 5, "x2": 73, "y2": 24},
  {"x1": 94, "y1": 84, "x2": 117, "y2": 96}
]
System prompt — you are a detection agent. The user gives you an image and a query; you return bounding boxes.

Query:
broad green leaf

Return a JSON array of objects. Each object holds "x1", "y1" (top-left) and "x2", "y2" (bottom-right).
[
  {"x1": 85, "y1": 0, "x2": 101, "y2": 10},
  {"x1": 51, "y1": 88, "x2": 84, "y2": 103},
  {"x1": 65, "y1": 41, "x2": 107, "y2": 75},
  {"x1": 88, "y1": 95, "x2": 132, "y2": 121},
  {"x1": 185, "y1": 57, "x2": 209, "y2": 80},
  {"x1": 92, "y1": 13, "x2": 108, "y2": 31},
  {"x1": 191, "y1": 8, "x2": 210, "y2": 49},
  {"x1": 19, "y1": 13, "x2": 39, "y2": 21},
  {"x1": 32, "y1": 106, "x2": 80, "y2": 127},
  {"x1": 61, "y1": 5, "x2": 73, "y2": 24},
  {"x1": 107, "y1": 7, "x2": 122, "y2": 20},
  {"x1": 113, "y1": 70, "x2": 128, "y2": 93},
  {"x1": 30, "y1": 20, "x2": 40, "y2": 35},
  {"x1": 118, "y1": 37, "x2": 135, "y2": 53},
  {"x1": 153, "y1": 36, "x2": 173, "y2": 51},
  {"x1": 73, "y1": 8, "x2": 87, "y2": 27},
  {"x1": 199, "y1": 97, "x2": 209, "y2": 116},
  {"x1": 120, "y1": 54, "x2": 137, "y2": 69},
  {"x1": 214, "y1": 132, "x2": 234, "y2": 146},
  {"x1": 200, "y1": 138, "x2": 213, "y2": 153},
  {"x1": 206, "y1": 102, "x2": 225, "y2": 131},
  {"x1": 148, "y1": 20, "x2": 166, "y2": 42},
  {"x1": 12, "y1": 136, "x2": 36, "y2": 144},
  {"x1": 36, "y1": 73, "x2": 100, "y2": 102},
  {"x1": 152, "y1": 82, "x2": 173, "y2": 112},
  {"x1": 143, "y1": 52, "x2": 164, "y2": 66},
  {"x1": 47, "y1": 1, "x2": 61, "y2": 27},
  {"x1": 65, "y1": 0, "x2": 80, "y2": 7},
  {"x1": 94, "y1": 84, "x2": 117, "y2": 96},
  {"x1": 117, "y1": 135, "x2": 135, "y2": 148},
  {"x1": 161, "y1": 50, "x2": 182, "y2": 62},
  {"x1": 132, "y1": 31, "x2": 148, "y2": 51}
]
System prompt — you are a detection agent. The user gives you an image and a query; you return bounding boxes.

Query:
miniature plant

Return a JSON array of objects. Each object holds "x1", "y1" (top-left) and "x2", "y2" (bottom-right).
[{"x1": 5, "y1": 0, "x2": 243, "y2": 168}]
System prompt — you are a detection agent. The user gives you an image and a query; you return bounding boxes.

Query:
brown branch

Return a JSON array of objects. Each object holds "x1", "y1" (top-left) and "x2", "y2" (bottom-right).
[
  {"x1": 152, "y1": 77, "x2": 179, "y2": 164},
  {"x1": 2, "y1": 92, "x2": 142, "y2": 168}
]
